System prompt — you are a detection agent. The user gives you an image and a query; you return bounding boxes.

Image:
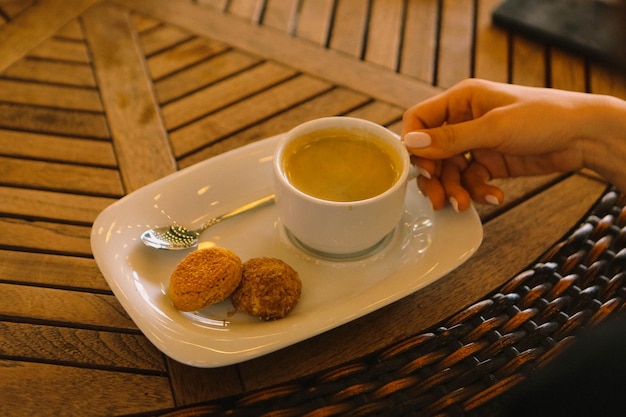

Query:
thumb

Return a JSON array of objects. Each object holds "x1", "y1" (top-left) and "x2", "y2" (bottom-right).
[{"x1": 403, "y1": 119, "x2": 492, "y2": 159}]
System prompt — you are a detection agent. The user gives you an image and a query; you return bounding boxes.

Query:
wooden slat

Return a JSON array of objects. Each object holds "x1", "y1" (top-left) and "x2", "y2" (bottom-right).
[
  {"x1": 0, "y1": 156, "x2": 123, "y2": 196},
  {"x1": 169, "y1": 74, "x2": 333, "y2": 157},
  {"x1": 154, "y1": 50, "x2": 262, "y2": 104},
  {"x1": 437, "y1": 0, "x2": 474, "y2": 88},
  {"x1": 83, "y1": 2, "x2": 177, "y2": 193},
  {"x1": 136, "y1": 22, "x2": 193, "y2": 56},
  {"x1": 0, "y1": 0, "x2": 36, "y2": 20},
  {"x1": 237, "y1": 174, "x2": 607, "y2": 390},
  {"x1": 121, "y1": 0, "x2": 443, "y2": 108},
  {"x1": 0, "y1": 103, "x2": 109, "y2": 138},
  {"x1": 0, "y1": 218, "x2": 92, "y2": 256},
  {"x1": 400, "y1": 0, "x2": 439, "y2": 83},
  {"x1": 195, "y1": 0, "x2": 229, "y2": 11},
  {"x1": 474, "y1": 0, "x2": 509, "y2": 83},
  {"x1": 0, "y1": 283, "x2": 135, "y2": 329},
  {"x1": 364, "y1": 0, "x2": 404, "y2": 71},
  {"x1": 511, "y1": 35, "x2": 547, "y2": 87},
  {"x1": 56, "y1": 19, "x2": 84, "y2": 40},
  {"x1": 262, "y1": 0, "x2": 297, "y2": 33},
  {"x1": 0, "y1": 249, "x2": 109, "y2": 290},
  {"x1": 167, "y1": 359, "x2": 243, "y2": 404},
  {"x1": 387, "y1": 120, "x2": 403, "y2": 134},
  {"x1": 228, "y1": 0, "x2": 261, "y2": 22},
  {"x1": 345, "y1": 100, "x2": 404, "y2": 126},
  {"x1": 0, "y1": 186, "x2": 115, "y2": 224},
  {"x1": 28, "y1": 37, "x2": 91, "y2": 63},
  {"x1": 162, "y1": 61, "x2": 297, "y2": 130},
  {"x1": 294, "y1": 0, "x2": 334, "y2": 46},
  {"x1": 0, "y1": 322, "x2": 165, "y2": 371},
  {"x1": 146, "y1": 36, "x2": 228, "y2": 80},
  {"x1": 589, "y1": 64, "x2": 626, "y2": 99},
  {"x1": 0, "y1": 0, "x2": 98, "y2": 72},
  {"x1": 2, "y1": 59, "x2": 96, "y2": 87},
  {"x1": 0, "y1": 79, "x2": 102, "y2": 112},
  {"x1": 131, "y1": 12, "x2": 162, "y2": 33},
  {"x1": 0, "y1": 360, "x2": 173, "y2": 416},
  {"x1": 472, "y1": 174, "x2": 564, "y2": 220},
  {"x1": 550, "y1": 49, "x2": 586, "y2": 91},
  {"x1": 0, "y1": 129, "x2": 116, "y2": 167},
  {"x1": 328, "y1": 0, "x2": 368, "y2": 58}
]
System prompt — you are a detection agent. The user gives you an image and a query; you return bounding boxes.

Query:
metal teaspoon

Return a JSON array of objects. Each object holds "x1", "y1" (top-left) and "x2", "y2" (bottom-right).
[{"x1": 140, "y1": 194, "x2": 275, "y2": 250}]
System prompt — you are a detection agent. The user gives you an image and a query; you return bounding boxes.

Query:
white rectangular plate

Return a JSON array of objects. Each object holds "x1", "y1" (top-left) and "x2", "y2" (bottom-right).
[{"x1": 91, "y1": 134, "x2": 483, "y2": 367}]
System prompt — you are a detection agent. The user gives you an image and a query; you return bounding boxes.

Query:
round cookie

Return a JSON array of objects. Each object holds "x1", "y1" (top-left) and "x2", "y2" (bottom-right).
[
  {"x1": 232, "y1": 257, "x2": 301, "y2": 320},
  {"x1": 169, "y1": 247, "x2": 242, "y2": 311}
]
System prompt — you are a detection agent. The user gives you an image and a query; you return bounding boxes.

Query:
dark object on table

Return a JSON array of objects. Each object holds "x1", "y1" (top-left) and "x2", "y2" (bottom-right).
[{"x1": 492, "y1": 0, "x2": 626, "y2": 70}]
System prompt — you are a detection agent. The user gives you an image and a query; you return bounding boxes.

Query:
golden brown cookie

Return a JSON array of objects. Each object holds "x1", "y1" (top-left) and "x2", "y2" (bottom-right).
[
  {"x1": 232, "y1": 257, "x2": 301, "y2": 320},
  {"x1": 169, "y1": 247, "x2": 242, "y2": 311}
]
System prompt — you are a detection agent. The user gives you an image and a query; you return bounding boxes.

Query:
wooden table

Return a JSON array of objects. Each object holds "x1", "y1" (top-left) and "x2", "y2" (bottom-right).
[{"x1": 1, "y1": 0, "x2": 625, "y2": 415}]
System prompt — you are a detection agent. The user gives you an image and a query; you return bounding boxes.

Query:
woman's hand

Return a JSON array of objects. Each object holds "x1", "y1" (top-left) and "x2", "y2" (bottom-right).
[{"x1": 402, "y1": 78, "x2": 626, "y2": 211}]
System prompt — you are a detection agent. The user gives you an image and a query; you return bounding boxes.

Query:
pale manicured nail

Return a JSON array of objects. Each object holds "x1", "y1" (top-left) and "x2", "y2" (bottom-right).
[
  {"x1": 417, "y1": 166, "x2": 431, "y2": 179},
  {"x1": 449, "y1": 197, "x2": 460, "y2": 213},
  {"x1": 404, "y1": 131, "x2": 432, "y2": 148},
  {"x1": 486, "y1": 194, "x2": 501, "y2": 205}
]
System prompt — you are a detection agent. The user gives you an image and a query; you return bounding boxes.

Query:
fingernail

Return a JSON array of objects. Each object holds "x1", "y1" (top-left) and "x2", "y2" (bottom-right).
[
  {"x1": 449, "y1": 197, "x2": 460, "y2": 213},
  {"x1": 404, "y1": 131, "x2": 432, "y2": 148},
  {"x1": 417, "y1": 166, "x2": 431, "y2": 179},
  {"x1": 486, "y1": 194, "x2": 500, "y2": 205}
]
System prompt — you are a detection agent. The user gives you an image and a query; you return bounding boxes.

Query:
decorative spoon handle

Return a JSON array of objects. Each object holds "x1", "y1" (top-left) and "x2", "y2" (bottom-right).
[
  {"x1": 195, "y1": 194, "x2": 276, "y2": 234},
  {"x1": 141, "y1": 194, "x2": 275, "y2": 250}
]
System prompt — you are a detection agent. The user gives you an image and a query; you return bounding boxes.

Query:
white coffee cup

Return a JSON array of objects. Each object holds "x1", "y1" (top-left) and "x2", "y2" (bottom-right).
[{"x1": 273, "y1": 117, "x2": 412, "y2": 258}]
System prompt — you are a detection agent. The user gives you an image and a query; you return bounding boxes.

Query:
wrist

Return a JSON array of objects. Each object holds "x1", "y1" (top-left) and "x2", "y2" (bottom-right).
[{"x1": 581, "y1": 95, "x2": 626, "y2": 191}]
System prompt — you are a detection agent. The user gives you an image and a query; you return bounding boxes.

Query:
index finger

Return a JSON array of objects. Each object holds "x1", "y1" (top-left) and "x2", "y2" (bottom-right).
[{"x1": 402, "y1": 95, "x2": 479, "y2": 140}]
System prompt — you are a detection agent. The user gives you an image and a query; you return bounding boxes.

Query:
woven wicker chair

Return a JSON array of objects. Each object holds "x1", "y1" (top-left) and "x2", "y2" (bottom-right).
[{"x1": 138, "y1": 186, "x2": 626, "y2": 417}]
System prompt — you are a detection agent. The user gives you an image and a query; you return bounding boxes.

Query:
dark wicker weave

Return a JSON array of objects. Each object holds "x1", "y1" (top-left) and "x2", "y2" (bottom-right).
[{"x1": 138, "y1": 187, "x2": 626, "y2": 417}]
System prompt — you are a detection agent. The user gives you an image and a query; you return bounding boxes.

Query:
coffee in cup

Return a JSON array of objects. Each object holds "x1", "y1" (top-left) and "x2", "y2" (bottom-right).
[
  {"x1": 273, "y1": 117, "x2": 411, "y2": 258},
  {"x1": 281, "y1": 127, "x2": 403, "y2": 202}
]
